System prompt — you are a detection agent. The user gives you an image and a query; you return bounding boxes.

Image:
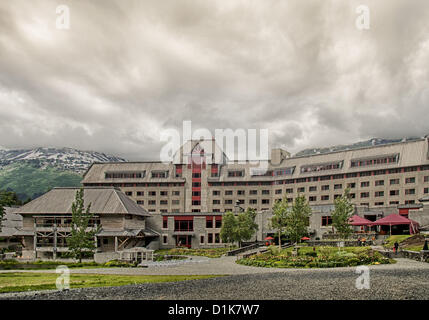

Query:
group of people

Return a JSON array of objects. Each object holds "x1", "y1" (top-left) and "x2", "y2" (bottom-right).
[{"x1": 357, "y1": 236, "x2": 376, "y2": 246}]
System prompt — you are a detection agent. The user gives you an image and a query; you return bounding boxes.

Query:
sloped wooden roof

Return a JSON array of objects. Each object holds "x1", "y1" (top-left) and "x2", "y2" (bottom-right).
[{"x1": 14, "y1": 187, "x2": 151, "y2": 216}]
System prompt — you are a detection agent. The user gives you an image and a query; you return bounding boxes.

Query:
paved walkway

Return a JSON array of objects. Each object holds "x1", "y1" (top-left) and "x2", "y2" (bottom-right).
[{"x1": 1, "y1": 256, "x2": 428, "y2": 276}]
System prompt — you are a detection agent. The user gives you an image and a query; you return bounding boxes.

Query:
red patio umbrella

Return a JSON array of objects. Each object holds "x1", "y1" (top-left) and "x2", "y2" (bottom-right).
[
  {"x1": 348, "y1": 215, "x2": 372, "y2": 226},
  {"x1": 370, "y1": 214, "x2": 420, "y2": 235},
  {"x1": 264, "y1": 236, "x2": 274, "y2": 240},
  {"x1": 301, "y1": 237, "x2": 310, "y2": 241}
]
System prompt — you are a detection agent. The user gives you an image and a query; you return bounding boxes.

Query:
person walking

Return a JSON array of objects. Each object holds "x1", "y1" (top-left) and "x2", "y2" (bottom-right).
[{"x1": 394, "y1": 241, "x2": 399, "y2": 254}]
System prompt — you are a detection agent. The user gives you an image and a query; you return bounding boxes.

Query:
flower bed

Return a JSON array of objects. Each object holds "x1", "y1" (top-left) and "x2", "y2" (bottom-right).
[
  {"x1": 155, "y1": 247, "x2": 234, "y2": 258},
  {"x1": 237, "y1": 246, "x2": 394, "y2": 268}
]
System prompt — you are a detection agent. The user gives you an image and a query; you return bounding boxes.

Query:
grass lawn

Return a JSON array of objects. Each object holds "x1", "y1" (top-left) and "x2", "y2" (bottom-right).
[
  {"x1": 0, "y1": 260, "x2": 138, "y2": 270},
  {"x1": 0, "y1": 273, "x2": 220, "y2": 293},
  {"x1": 155, "y1": 247, "x2": 235, "y2": 258},
  {"x1": 383, "y1": 235, "x2": 413, "y2": 248}
]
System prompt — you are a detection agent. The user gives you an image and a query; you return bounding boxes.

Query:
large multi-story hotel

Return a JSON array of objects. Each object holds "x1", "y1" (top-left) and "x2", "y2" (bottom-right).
[{"x1": 82, "y1": 137, "x2": 429, "y2": 213}]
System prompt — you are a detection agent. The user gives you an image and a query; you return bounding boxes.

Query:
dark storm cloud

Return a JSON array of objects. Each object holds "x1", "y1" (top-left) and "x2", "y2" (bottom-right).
[{"x1": 0, "y1": 0, "x2": 428, "y2": 160}]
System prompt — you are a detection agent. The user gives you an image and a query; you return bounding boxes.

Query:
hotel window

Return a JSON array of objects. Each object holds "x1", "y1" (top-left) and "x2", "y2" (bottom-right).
[
  {"x1": 405, "y1": 177, "x2": 416, "y2": 184},
  {"x1": 405, "y1": 200, "x2": 415, "y2": 204},
  {"x1": 249, "y1": 199, "x2": 258, "y2": 204},
  {"x1": 262, "y1": 190, "x2": 270, "y2": 195},
  {"x1": 174, "y1": 218, "x2": 193, "y2": 231},
  {"x1": 172, "y1": 200, "x2": 180, "y2": 205},
  {"x1": 225, "y1": 190, "x2": 233, "y2": 196},
  {"x1": 192, "y1": 191, "x2": 201, "y2": 197},
  {"x1": 192, "y1": 173, "x2": 201, "y2": 178},
  {"x1": 249, "y1": 190, "x2": 258, "y2": 195},
  {"x1": 225, "y1": 199, "x2": 233, "y2": 205},
  {"x1": 215, "y1": 218, "x2": 222, "y2": 228},
  {"x1": 321, "y1": 185, "x2": 330, "y2": 191},
  {"x1": 375, "y1": 191, "x2": 384, "y2": 197},
  {"x1": 286, "y1": 188, "x2": 293, "y2": 193},
  {"x1": 200, "y1": 235, "x2": 205, "y2": 244},
  {"x1": 148, "y1": 200, "x2": 156, "y2": 205},
  {"x1": 298, "y1": 187, "x2": 305, "y2": 193},
  {"x1": 390, "y1": 190, "x2": 399, "y2": 196},
  {"x1": 349, "y1": 193, "x2": 356, "y2": 199},
  {"x1": 321, "y1": 216, "x2": 332, "y2": 226},
  {"x1": 160, "y1": 191, "x2": 168, "y2": 196},
  {"x1": 213, "y1": 209, "x2": 220, "y2": 212},
  {"x1": 404, "y1": 167, "x2": 418, "y2": 172},
  {"x1": 275, "y1": 189, "x2": 282, "y2": 194},
  {"x1": 192, "y1": 182, "x2": 201, "y2": 187},
  {"x1": 213, "y1": 190, "x2": 220, "y2": 196},
  {"x1": 287, "y1": 198, "x2": 293, "y2": 203},
  {"x1": 301, "y1": 161, "x2": 343, "y2": 173},
  {"x1": 213, "y1": 199, "x2": 220, "y2": 205},
  {"x1": 375, "y1": 180, "x2": 384, "y2": 186},
  {"x1": 162, "y1": 217, "x2": 168, "y2": 229},
  {"x1": 390, "y1": 179, "x2": 400, "y2": 185},
  {"x1": 405, "y1": 189, "x2": 415, "y2": 195},
  {"x1": 374, "y1": 202, "x2": 384, "y2": 206},
  {"x1": 262, "y1": 199, "x2": 270, "y2": 204},
  {"x1": 237, "y1": 190, "x2": 245, "y2": 195},
  {"x1": 350, "y1": 154, "x2": 399, "y2": 167},
  {"x1": 361, "y1": 181, "x2": 370, "y2": 187},
  {"x1": 361, "y1": 192, "x2": 369, "y2": 198},
  {"x1": 390, "y1": 201, "x2": 399, "y2": 205},
  {"x1": 228, "y1": 170, "x2": 244, "y2": 177},
  {"x1": 125, "y1": 191, "x2": 132, "y2": 196},
  {"x1": 309, "y1": 186, "x2": 317, "y2": 192},
  {"x1": 321, "y1": 195, "x2": 329, "y2": 201},
  {"x1": 273, "y1": 167, "x2": 295, "y2": 176},
  {"x1": 237, "y1": 199, "x2": 245, "y2": 205},
  {"x1": 206, "y1": 217, "x2": 213, "y2": 228},
  {"x1": 151, "y1": 171, "x2": 169, "y2": 179},
  {"x1": 360, "y1": 172, "x2": 371, "y2": 177},
  {"x1": 347, "y1": 183, "x2": 356, "y2": 189},
  {"x1": 334, "y1": 194, "x2": 341, "y2": 199},
  {"x1": 424, "y1": 176, "x2": 429, "y2": 182},
  {"x1": 192, "y1": 200, "x2": 201, "y2": 205},
  {"x1": 173, "y1": 191, "x2": 180, "y2": 196},
  {"x1": 137, "y1": 200, "x2": 144, "y2": 205},
  {"x1": 334, "y1": 184, "x2": 342, "y2": 190},
  {"x1": 105, "y1": 171, "x2": 145, "y2": 179},
  {"x1": 160, "y1": 200, "x2": 168, "y2": 205},
  {"x1": 215, "y1": 233, "x2": 220, "y2": 243},
  {"x1": 136, "y1": 191, "x2": 144, "y2": 196},
  {"x1": 309, "y1": 196, "x2": 317, "y2": 202},
  {"x1": 208, "y1": 233, "x2": 213, "y2": 243},
  {"x1": 149, "y1": 191, "x2": 156, "y2": 196},
  {"x1": 424, "y1": 188, "x2": 429, "y2": 194}
]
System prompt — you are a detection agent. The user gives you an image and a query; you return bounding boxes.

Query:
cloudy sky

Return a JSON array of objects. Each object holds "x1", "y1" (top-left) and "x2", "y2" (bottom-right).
[{"x1": 0, "y1": 0, "x2": 428, "y2": 160}]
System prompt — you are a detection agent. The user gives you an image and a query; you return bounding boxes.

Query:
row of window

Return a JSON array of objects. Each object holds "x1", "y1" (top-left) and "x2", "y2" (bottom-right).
[
  {"x1": 105, "y1": 170, "x2": 170, "y2": 179},
  {"x1": 126, "y1": 190, "x2": 181, "y2": 197}
]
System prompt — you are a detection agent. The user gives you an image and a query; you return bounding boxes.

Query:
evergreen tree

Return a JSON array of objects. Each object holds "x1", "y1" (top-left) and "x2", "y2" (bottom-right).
[
  {"x1": 271, "y1": 198, "x2": 289, "y2": 249},
  {"x1": 331, "y1": 188, "x2": 354, "y2": 239},
  {"x1": 285, "y1": 194, "x2": 311, "y2": 244},
  {"x1": 68, "y1": 188, "x2": 100, "y2": 262},
  {"x1": 0, "y1": 203, "x2": 4, "y2": 234}
]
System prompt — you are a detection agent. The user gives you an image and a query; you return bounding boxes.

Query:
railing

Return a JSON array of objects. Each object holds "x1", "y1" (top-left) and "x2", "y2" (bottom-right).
[{"x1": 226, "y1": 243, "x2": 260, "y2": 256}]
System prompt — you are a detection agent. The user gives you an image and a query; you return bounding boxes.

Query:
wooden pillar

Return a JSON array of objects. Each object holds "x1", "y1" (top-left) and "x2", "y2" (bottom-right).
[
  {"x1": 53, "y1": 224, "x2": 57, "y2": 260},
  {"x1": 115, "y1": 237, "x2": 118, "y2": 252}
]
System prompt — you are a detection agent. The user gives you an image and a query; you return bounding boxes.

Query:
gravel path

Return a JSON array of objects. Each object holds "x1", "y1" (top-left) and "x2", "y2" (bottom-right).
[{"x1": 1, "y1": 258, "x2": 429, "y2": 300}]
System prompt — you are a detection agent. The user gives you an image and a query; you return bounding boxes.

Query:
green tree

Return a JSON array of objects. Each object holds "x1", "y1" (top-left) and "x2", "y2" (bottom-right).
[
  {"x1": 331, "y1": 188, "x2": 354, "y2": 239},
  {"x1": 220, "y1": 208, "x2": 259, "y2": 247},
  {"x1": 68, "y1": 188, "x2": 100, "y2": 262},
  {"x1": 285, "y1": 194, "x2": 311, "y2": 244},
  {"x1": 220, "y1": 211, "x2": 237, "y2": 247},
  {"x1": 0, "y1": 190, "x2": 22, "y2": 206},
  {"x1": 271, "y1": 198, "x2": 289, "y2": 249},
  {"x1": 236, "y1": 208, "x2": 259, "y2": 247}
]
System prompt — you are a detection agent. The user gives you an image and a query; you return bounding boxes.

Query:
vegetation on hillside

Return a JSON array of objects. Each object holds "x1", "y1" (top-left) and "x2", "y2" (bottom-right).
[{"x1": 0, "y1": 163, "x2": 81, "y2": 201}]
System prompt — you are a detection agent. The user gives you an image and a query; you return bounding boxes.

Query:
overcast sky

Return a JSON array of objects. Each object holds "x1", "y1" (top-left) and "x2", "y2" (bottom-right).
[{"x1": 0, "y1": 0, "x2": 428, "y2": 161}]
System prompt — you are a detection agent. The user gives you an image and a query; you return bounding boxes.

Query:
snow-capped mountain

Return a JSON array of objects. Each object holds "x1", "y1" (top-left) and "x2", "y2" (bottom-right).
[
  {"x1": 294, "y1": 137, "x2": 422, "y2": 157},
  {"x1": 0, "y1": 147, "x2": 126, "y2": 174}
]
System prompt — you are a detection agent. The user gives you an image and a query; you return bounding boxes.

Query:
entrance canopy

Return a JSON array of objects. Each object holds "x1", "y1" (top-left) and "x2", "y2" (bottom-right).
[
  {"x1": 348, "y1": 215, "x2": 372, "y2": 226},
  {"x1": 370, "y1": 214, "x2": 420, "y2": 234}
]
